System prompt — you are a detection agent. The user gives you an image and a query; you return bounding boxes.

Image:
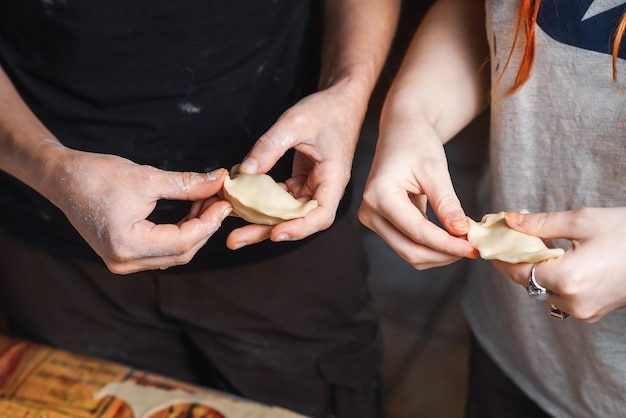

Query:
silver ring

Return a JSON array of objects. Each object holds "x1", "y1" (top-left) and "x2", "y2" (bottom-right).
[
  {"x1": 549, "y1": 304, "x2": 569, "y2": 320},
  {"x1": 527, "y1": 262, "x2": 549, "y2": 301}
]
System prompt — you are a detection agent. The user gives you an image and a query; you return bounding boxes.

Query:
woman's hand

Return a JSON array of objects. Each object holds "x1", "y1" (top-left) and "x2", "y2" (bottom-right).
[
  {"x1": 495, "y1": 207, "x2": 626, "y2": 322},
  {"x1": 358, "y1": 106, "x2": 478, "y2": 270}
]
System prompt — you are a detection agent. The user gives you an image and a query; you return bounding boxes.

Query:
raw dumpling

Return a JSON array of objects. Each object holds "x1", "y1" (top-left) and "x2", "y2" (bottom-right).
[
  {"x1": 222, "y1": 165, "x2": 318, "y2": 225},
  {"x1": 468, "y1": 211, "x2": 564, "y2": 263}
]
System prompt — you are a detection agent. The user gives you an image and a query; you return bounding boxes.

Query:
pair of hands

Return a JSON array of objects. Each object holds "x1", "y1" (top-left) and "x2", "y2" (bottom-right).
[
  {"x1": 54, "y1": 81, "x2": 363, "y2": 275},
  {"x1": 358, "y1": 122, "x2": 626, "y2": 323}
]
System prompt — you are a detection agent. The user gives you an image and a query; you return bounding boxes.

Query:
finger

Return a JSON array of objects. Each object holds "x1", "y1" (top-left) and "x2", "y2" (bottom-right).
[
  {"x1": 155, "y1": 168, "x2": 227, "y2": 201},
  {"x1": 226, "y1": 224, "x2": 273, "y2": 249},
  {"x1": 186, "y1": 196, "x2": 229, "y2": 221},
  {"x1": 130, "y1": 200, "x2": 232, "y2": 257},
  {"x1": 285, "y1": 180, "x2": 342, "y2": 229},
  {"x1": 546, "y1": 293, "x2": 603, "y2": 323},
  {"x1": 364, "y1": 211, "x2": 466, "y2": 269},
  {"x1": 110, "y1": 202, "x2": 232, "y2": 274},
  {"x1": 422, "y1": 173, "x2": 469, "y2": 236},
  {"x1": 504, "y1": 210, "x2": 583, "y2": 239},
  {"x1": 493, "y1": 257, "x2": 563, "y2": 291},
  {"x1": 361, "y1": 196, "x2": 478, "y2": 260},
  {"x1": 106, "y1": 233, "x2": 212, "y2": 275},
  {"x1": 239, "y1": 126, "x2": 294, "y2": 174},
  {"x1": 270, "y1": 203, "x2": 335, "y2": 242},
  {"x1": 493, "y1": 259, "x2": 533, "y2": 287},
  {"x1": 227, "y1": 195, "x2": 336, "y2": 247}
]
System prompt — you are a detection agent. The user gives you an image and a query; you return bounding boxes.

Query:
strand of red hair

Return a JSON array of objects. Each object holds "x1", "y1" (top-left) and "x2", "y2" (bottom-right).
[
  {"x1": 612, "y1": 13, "x2": 626, "y2": 80},
  {"x1": 496, "y1": 0, "x2": 626, "y2": 96}
]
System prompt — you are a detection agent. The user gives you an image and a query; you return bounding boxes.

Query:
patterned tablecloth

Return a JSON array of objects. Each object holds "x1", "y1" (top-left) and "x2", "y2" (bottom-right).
[{"x1": 0, "y1": 335, "x2": 306, "y2": 418}]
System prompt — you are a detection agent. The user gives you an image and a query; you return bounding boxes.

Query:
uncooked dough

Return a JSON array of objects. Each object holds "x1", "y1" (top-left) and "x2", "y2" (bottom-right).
[
  {"x1": 222, "y1": 165, "x2": 317, "y2": 225},
  {"x1": 468, "y1": 211, "x2": 564, "y2": 263}
]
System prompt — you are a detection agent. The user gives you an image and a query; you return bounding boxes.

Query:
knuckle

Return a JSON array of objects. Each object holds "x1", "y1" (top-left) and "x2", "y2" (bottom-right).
[
  {"x1": 568, "y1": 304, "x2": 598, "y2": 322},
  {"x1": 179, "y1": 248, "x2": 195, "y2": 263},
  {"x1": 319, "y1": 218, "x2": 334, "y2": 231},
  {"x1": 411, "y1": 263, "x2": 430, "y2": 271},
  {"x1": 107, "y1": 244, "x2": 134, "y2": 265},
  {"x1": 357, "y1": 207, "x2": 372, "y2": 228},
  {"x1": 179, "y1": 171, "x2": 195, "y2": 192},
  {"x1": 552, "y1": 281, "x2": 577, "y2": 299},
  {"x1": 283, "y1": 108, "x2": 310, "y2": 127},
  {"x1": 570, "y1": 207, "x2": 593, "y2": 229},
  {"x1": 169, "y1": 242, "x2": 196, "y2": 264},
  {"x1": 171, "y1": 251, "x2": 195, "y2": 267},
  {"x1": 99, "y1": 237, "x2": 133, "y2": 265},
  {"x1": 551, "y1": 269, "x2": 582, "y2": 296},
  {"x1": 105, "y1": 261, "x2": 133, "y2": 275},
  {"x1": 405, "y1": 252, "x2": 428, "y2": 270}
]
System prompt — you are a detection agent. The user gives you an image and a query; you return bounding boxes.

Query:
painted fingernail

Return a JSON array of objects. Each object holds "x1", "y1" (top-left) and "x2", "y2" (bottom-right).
[
  {"x1": 451, "y1": 218, "x2": 470, "y2": 232},
  {"x1": 505, "y1": 212, "x2": 523, "y2": 226}
]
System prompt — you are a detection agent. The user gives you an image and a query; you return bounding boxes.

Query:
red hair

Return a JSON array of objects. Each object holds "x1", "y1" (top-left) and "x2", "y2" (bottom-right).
[{"x1": 497, "y1": 0, "x2": 626, "y2": 95}]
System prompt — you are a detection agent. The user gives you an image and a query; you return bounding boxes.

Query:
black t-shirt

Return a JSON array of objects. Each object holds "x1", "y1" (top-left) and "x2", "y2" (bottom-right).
[{"x1": 0, "y1": 0, "x2": 343, "y2": 271}]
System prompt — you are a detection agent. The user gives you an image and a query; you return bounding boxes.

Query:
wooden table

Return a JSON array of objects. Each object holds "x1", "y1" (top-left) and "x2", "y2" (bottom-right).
[{"x1": 0, "y1": 335, "x2": 306, "y2": 418}]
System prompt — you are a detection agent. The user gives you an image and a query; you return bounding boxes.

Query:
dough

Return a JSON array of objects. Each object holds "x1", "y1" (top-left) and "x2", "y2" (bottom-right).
[
  {"x1": 468, "y1": 211, "x2": 564, "y2": 263},
  {"x1": 222, "y1": 165, "x2": 318, "y2": 225}
]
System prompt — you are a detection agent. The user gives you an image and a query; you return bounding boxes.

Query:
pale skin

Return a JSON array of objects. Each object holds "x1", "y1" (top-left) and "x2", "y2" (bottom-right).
[
  {"x1": 227, "y1": 0, "x2": 401, "y2": 249},
  {"x1": 0, "y1": 0, "x2": 400, "y2": 274},
  {"x1": 358, "y1": 0, "x2": 626, "y2": 323},
  {"x1": 0, "y1": 68, "x2": 232, "y2": 275}
]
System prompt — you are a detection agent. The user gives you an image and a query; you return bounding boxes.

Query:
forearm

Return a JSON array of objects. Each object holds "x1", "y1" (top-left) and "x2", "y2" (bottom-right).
[
  {"x1": 319, "y1": 0, "x2": 401, "y2": 111},
  {"x1": 382, "y1": 0, "x2": 490, "y2": 143},
  {"x1": 0, "y1": 66, "x2": 69, "y2": 200}
]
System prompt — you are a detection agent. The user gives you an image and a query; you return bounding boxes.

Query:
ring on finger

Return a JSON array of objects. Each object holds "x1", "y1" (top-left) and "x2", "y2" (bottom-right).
[
  {"x1": 549, "y1": 304, "x2": 569, "y2": 320},
  {"x1": 527, "y1": 262, "x2": 549, "y2": 301}
]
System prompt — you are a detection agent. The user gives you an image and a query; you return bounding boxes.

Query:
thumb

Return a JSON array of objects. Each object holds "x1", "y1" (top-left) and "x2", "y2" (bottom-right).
[
  {"x1": 425, "y1": 177, "x2": 469, "y2": 236},
  {"x1": 157, "y1": 168, "x2": 227, "y2": 201},
  {"x1": 238, "y1": 128, "x2": 292, "y2": 174},
  {"x1": 504, "y1": 211, "x2": 569, "y2": 239}
]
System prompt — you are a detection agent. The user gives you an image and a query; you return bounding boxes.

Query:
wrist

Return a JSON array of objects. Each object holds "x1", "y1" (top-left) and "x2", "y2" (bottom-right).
[
  {"x1": 321, "y1": 73, "x2": 374, "y2": 118},
  {"x1": 381, "y1": 87, "x2": 429, "y2": 128},
  {"x1": 1, "y1": 128, "x2": 73, "y2": 201}
]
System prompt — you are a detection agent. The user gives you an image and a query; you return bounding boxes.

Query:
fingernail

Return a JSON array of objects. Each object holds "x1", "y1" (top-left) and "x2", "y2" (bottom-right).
[
  {"x1": 233, "y1": 242, "x2": 247, "y2": 250},
  {"x1": 275, "y1": 233, "x2": 290, "y2": 242},
  {"x1": 207, "y1": 168, "x2": 223, "y2": 181},
  {"x1": 468, "y1": 248, "x2": 480, "y2": 259},
  {"x1": 451, "y1": 217, "x2": 470, "y2": 232},
  {"x1": 505, "y1": 212, "x2": 523, "y2": 226},
  {"x1": 239, "y1": 159, "x2": 258, "y2": 174},
  {"x1": 222, "y1": 207, "x2": 233, "y2": 218}
]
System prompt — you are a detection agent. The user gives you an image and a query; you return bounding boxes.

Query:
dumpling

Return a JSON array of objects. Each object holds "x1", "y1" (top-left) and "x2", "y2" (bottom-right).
[
  {"x1": 222, "y1": 165, "x2": 318, "y2": 225},
  {"x1": 468, "y1": 211, "x2": 564, "y2": 263}
]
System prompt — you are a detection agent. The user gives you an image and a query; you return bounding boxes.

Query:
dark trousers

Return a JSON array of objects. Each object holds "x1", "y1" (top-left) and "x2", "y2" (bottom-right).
[
  {"x1": 465, "y1": 333, "x2": 554, "y2": 418},
  {"x1": 0, "y1": 216, "x2": 383, "y2": 418}
]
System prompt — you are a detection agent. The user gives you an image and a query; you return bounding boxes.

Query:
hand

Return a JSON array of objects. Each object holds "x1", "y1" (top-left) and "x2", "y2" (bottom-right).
[
  {"x1": 225, "y1": 79, "x2": 365, "y2": 249},
  {"x1": 47, "y1": 149, "x2": 231, "y2": 274},
  {"x1": 495, "y1": 208, "x2": 626, "y2": 322},
  {"x1": 358, "y1": 108, "x2": 478, "y2": 270}
]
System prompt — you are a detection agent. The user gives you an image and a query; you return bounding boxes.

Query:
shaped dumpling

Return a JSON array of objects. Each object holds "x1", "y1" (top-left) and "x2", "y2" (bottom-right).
[
  {"x1": 222, "y1": 166, "x2": 318, "y2": 225},
  {"x1": 468, "y1": 211, "x2": 564, "y2": 263}
]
